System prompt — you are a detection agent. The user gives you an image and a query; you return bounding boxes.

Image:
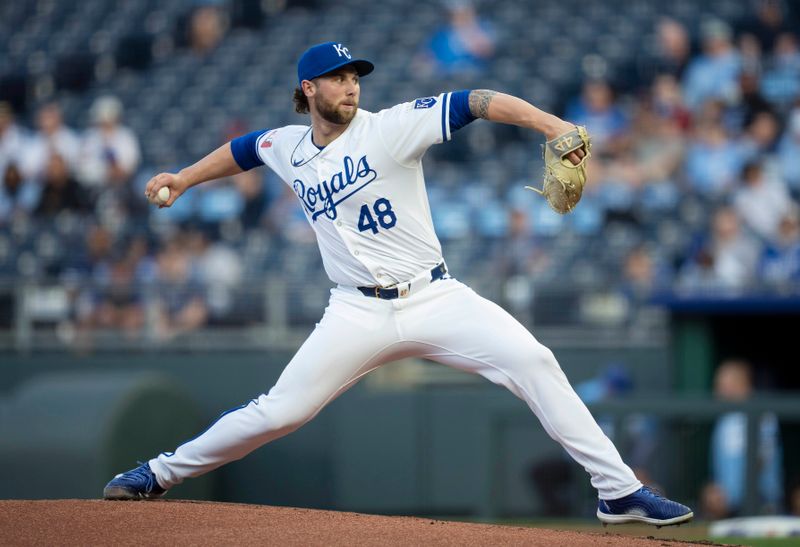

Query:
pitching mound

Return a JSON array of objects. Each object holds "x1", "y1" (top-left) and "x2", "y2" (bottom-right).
[{"x1": 1, "y1": 500, "x2": 714, "y2": 546}]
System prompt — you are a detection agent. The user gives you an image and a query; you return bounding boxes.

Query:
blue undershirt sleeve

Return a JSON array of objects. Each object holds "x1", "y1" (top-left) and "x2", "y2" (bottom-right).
[
  {"x1": 230, "y1": 129, "x2": 268, "y2": 171},
  {"x1": 448, "y1": 90, "x2": 476, "y2": 133}
]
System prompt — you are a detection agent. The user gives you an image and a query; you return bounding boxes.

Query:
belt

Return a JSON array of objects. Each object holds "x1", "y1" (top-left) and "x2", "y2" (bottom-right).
[{"x1": 357, "y1": 263, "x2": 447, "y2": 300}]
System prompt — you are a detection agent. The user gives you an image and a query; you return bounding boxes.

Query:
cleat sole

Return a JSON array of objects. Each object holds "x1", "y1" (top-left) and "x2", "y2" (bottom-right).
[{"x1": 596, "y1": 510, "x2": 694, "y2": 527}]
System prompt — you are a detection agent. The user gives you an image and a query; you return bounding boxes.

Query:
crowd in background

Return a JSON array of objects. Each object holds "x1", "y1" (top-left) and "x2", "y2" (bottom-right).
[{"x1": 1, "y1": 0, "x2": 799, "y2": 339}]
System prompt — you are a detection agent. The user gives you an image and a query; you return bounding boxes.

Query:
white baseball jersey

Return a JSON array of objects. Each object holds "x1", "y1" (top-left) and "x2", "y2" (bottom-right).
[{"x1": 246, "y1": 93, "x2": 455, "y2": 287}]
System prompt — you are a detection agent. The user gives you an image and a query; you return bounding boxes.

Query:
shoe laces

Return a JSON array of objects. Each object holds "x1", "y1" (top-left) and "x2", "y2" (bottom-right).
[
  {"x1": 129, "y1": 461, "x2": 158, "y2": 491},
  {"x1": 641, "y1": 485, "x2": 667, "y2": 501}
]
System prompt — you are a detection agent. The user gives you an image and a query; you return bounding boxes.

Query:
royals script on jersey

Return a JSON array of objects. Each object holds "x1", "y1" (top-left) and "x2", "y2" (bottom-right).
[{"x1": 248, "y1": 93, "x2": 459, "y2": 287}]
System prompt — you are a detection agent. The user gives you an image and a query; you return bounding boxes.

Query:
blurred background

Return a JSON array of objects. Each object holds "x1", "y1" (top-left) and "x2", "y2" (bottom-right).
[{"x1": 1, "y1": 0, "x2": 800, "y2": 536}]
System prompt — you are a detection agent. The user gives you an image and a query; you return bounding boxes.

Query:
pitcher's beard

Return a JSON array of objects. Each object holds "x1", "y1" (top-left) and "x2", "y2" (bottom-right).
[{"x1": 317, "y1": 99, "x2": 357, "y2": 125}]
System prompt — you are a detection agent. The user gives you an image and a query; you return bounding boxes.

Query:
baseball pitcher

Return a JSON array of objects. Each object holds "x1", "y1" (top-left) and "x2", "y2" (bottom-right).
[{"x1": 104, "y1": 42, "x2": 692, "y2": 527}]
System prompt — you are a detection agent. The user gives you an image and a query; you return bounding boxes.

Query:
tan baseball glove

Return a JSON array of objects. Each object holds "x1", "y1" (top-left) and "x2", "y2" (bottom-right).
[{"x1": 526, "y1": 125, "x2": 591, "y2": 214}]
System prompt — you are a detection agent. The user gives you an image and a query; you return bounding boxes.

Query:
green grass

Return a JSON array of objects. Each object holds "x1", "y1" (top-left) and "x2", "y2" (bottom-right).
[{"x1": 449, "y1": 518, "x2": 800, "y2": 546}]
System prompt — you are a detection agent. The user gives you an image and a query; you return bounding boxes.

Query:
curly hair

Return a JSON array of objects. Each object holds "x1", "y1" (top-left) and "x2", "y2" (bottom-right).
[{"x1": 293, "y1": 87, "x2": 309, "y2": 114}]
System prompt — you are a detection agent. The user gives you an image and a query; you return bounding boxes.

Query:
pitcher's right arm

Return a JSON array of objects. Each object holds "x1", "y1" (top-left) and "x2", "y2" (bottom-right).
[{"x1": 144, "y1": 141, "x2": 244, "y2": 208}]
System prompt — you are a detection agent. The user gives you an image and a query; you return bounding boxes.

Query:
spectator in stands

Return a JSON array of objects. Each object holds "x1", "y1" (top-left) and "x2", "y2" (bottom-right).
[
  {"x1": 701, "y1": 359, "x2": 783, "y2": 518},
  {"x1": 70, "y1": 225, "x2": 123, "y2": 346},
  {"x1": 678, "y1": 207, "x2": 760, "y2": 293},
  {"x1": 684, "y1": 119, "x2": 743, "y2": 197},
  {"x1": 494, "y1": 209, "x2": 549, "y2": 278},
  {"x1": 81, "y1": 255, "x2": 145, "y2": 341},
  {"x1": 77, "y1": 224, "x2": 115, "y2": 283},
  {"x1": 126, "y1": 234, "x2": 158, "y2": 285},
  {"x1": 707, "y1": 207, "x2": 760, "y2": 289},
  {"x1": 738, "y1": 110, "x2": 782, "y2": 163},
  {"x1": 152, "y1": 239, "x2": 209, "y2": 341},
  {"x1": 34, "y1": 153, "x2": 88, "y2": 217},
  {"x1": 188, "y1": 3, "x2": 228, "y2": 56},
  {"x1": 759, "y1": 206, "x2": 800, "y2": 287},
  {"x1": 653, "y1": 18, "x2": 692, "y2": 80},
  {"x1": 565, "y1": 80, "x2": 629, "y2": 153},
  {"x1": 682, "y1": 19, "x2": 741, "y2": 111},
  {"x1": 650, "y1": 73, "x2": 691, "y2": 131},
  {"x1": 633, "y1": 82, "x2": 687, "y2": 187},
  {"x1": 733, "y1": 160, "x2": 794, "y2": 241},
  {"x1": 727, "y1": 70, "x2": 775, "y2": 134},
  {"x1": 591, "y1": 151, "x2": 641, "y2": 224},
  {"x1": 616, "y1": 245, "x2": 671, "y2": 327},
  {"x1": 77, "y1": 96, "x2": 141, "y2": 192},
  {"x1": 778, "y1": 105, "x2": 800, "y2": 192},
  {"x1": 232, "y1": 169, "x2": 269, "y2": 229},
  {"x1": 618, "y1": 246, "x2": 661, "y2": 303},
  {"x1": 738, "y1": 32, "x2": 764, "y2": 76},
  {"x1": 25, "y1": 102, "x2": 81, "y2": 179},
  {"x1": 0, "y1": 161, "x2": 40, "y2": 223},
  {"x1": 761, "y1": 33, "x2": 800, "y2": 111},
  {"x1": 416, "y1": 0, "x2": 496, "y2": 78},
  {"x1": 186, "y1": 230, "x2": 242, "y2": 320}
]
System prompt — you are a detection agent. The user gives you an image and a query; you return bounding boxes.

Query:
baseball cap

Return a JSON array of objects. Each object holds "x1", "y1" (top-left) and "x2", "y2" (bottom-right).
[{"x1": 297, "y1": 42, "x2": 374, "y2": 85}]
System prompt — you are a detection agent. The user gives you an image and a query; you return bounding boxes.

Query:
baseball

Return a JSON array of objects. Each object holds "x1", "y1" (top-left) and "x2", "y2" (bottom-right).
[{"x1": 154, "y1": 186, "x2": 170, "y2": 205}]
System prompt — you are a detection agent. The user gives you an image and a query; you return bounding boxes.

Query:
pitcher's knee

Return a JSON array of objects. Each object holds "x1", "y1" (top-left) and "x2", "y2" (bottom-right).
[
  {"x1": 541, "y1": 346, "x2": 560, "y2": 367},
  {"x1": 503, "y1": 344, "x2": 561, "y2": 380},
  {"x1": 525, "y1": 344, "x2": 561, "y2": 372}
]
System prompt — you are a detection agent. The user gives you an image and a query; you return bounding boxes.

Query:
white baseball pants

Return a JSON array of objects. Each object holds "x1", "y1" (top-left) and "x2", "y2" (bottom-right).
[{"x1": 150, "y1": 278, "x2": 641, "y2": 499}]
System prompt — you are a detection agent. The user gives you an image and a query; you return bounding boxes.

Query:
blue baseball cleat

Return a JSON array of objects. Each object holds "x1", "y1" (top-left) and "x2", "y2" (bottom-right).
[
  {"x1": 103, "y1": 462, "x2": 167, "y2": 500},
  {"x1": 597, "y1": 486, "x2": 693, "y2": 527}
]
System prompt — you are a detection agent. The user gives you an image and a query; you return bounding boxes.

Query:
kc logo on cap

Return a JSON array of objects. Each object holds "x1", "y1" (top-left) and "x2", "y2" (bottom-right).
[
  {"x1": 297, "y1": 41, "x2": 374, "y2": 85},
  {"x1": 332, "y1": 43, "x2": 351, "y2": 59}
]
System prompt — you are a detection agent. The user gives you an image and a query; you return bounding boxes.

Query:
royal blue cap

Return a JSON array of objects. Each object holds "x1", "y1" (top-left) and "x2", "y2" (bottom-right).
[{"x1": 297, "y1": 42, "x2": 374, "y2": 85}]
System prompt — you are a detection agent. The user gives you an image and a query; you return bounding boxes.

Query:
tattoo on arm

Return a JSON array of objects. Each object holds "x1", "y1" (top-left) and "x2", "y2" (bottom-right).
[{"x1": 468, "y1": 89, "x2": 497, "y2": 119}]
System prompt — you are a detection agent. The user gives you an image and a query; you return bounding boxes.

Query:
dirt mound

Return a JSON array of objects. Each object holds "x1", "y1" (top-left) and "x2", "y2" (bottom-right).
[{"x1": 0, "y1": 500, "x2": 713, "y2": 546}]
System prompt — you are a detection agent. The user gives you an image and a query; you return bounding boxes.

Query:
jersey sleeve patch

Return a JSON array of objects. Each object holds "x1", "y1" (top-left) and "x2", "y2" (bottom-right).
[
  {"x1": 414, "y1": 97, "x2": 438, "y2": 109},
  {"x1": 259, "y1": 129, "x2": 277, "y2": 149}
]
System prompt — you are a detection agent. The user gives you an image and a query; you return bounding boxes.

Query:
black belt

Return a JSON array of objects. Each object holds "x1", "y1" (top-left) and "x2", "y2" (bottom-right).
[{"x1": 358, "y1": 263, "x2": 447, "y2": 300}]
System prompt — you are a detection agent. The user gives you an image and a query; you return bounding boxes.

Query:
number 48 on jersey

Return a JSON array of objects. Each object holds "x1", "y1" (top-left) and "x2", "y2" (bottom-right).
[{"x1": 358, "y1": 198, "x2": 397, "y2": 234}]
